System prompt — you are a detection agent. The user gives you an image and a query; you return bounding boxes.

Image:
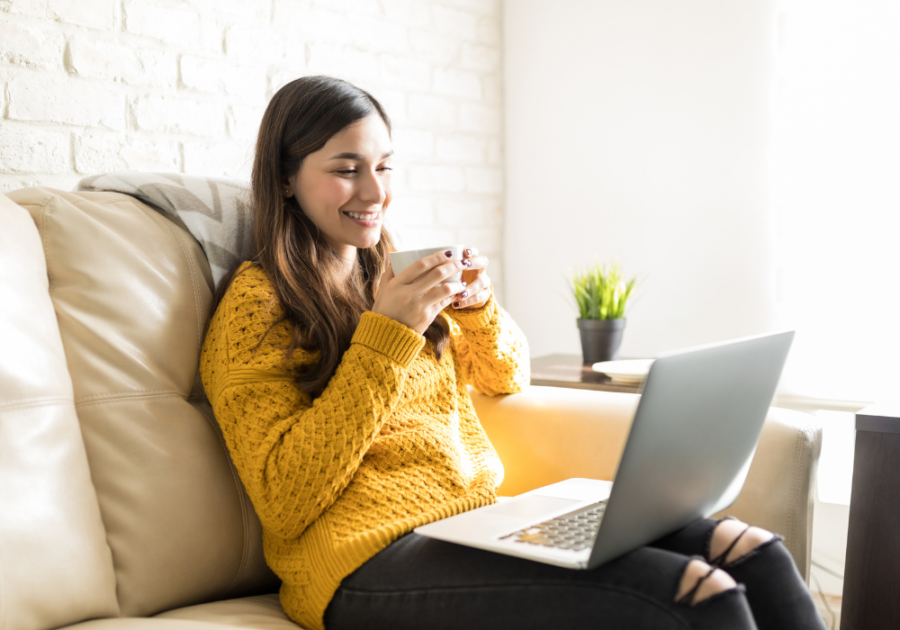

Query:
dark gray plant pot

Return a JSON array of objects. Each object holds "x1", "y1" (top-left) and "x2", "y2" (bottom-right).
[{"x1": 577, "y1": 318, "x2": 626, "y2": 365}]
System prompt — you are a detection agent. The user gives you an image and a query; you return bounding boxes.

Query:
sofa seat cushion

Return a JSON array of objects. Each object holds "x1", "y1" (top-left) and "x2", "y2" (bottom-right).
[
  {"x1": 156, "y1": 595, "x2": 300, "y2": 630},
  {"x1": 61, "y1": 597, "x2": 302, "y2": 630}
]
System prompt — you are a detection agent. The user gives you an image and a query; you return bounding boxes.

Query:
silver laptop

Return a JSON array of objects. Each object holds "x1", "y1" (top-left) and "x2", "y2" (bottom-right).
[{"x1": 415, "y1": 330, "x2": 794, "y2": 569}]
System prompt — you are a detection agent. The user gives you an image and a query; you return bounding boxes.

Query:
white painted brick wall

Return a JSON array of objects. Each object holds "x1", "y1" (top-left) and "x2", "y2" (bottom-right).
[
  {"x1": 0, "y1": 0, "x2": 505, "y2": 297},
  {"x1": 48, "y1": 0, "x2": 115, "y2": 31},
  {"x1": 0, "y1": 17, "x2": 65, "y2": 69}
]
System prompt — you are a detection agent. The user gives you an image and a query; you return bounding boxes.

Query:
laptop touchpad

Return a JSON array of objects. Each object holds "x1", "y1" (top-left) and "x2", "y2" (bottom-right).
[{"x1": 487, "y1": 495, "x2": 580, "y2": 518}]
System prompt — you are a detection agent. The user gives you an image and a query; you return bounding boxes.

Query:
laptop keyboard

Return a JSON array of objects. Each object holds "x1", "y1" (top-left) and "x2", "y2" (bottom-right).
[{"x1": 499, "y1": 500, "x2": 608, "y2": 551}]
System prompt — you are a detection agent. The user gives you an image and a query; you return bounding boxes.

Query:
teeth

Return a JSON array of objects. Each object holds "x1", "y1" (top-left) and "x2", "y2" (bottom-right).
[{"x1": 346, "y1": 211, "x2": 379, "y2": 220}]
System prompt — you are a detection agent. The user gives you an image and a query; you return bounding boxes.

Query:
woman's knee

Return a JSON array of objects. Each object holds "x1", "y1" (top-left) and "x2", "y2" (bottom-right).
[
  {"x1": 710, "y1": 518, "x2": 775, "y2": 565},
  {"x1": 676, "y1": 559, "x2": 737, "y2": 605}
]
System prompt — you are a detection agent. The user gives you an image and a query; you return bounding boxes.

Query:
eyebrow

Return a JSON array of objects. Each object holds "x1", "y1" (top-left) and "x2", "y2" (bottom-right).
[{"x1": 328, "y1": 150, "x2": 394, "y2": 161}]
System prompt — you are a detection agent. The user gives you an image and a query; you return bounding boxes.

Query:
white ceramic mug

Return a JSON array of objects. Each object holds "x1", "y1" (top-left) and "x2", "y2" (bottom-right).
[{"x1": 390, "y1": 245, "x2": 464, "y2": 282}]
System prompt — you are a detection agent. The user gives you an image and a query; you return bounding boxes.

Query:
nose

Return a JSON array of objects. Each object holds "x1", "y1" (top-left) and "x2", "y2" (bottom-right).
[{"x1": 358, "y1": 168, "x2": 387, "y2": 205}]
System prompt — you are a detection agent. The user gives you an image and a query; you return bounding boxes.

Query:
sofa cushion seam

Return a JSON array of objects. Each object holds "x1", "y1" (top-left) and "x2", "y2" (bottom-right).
[
  {"x1": 76, "y1": 390, "x2": 183, "y2": 409},
  {"x1": 0, "y1": 395, "x2": 73, "y2": 412}
]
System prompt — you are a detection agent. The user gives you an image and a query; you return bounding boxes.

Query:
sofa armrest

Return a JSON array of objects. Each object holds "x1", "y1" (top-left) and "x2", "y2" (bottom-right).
[
  {"x1": 471, "y1": 386, "x2": 822, "y2": 581},
  {"x1": 471, "y1": 386, "x2": 640, "y2": 495},
  {"x1": 711, "y1": 407, "x2": 822, "y2": 582}
]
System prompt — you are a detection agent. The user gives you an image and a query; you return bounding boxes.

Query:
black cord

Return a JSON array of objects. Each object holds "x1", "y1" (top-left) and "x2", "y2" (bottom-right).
[{"x1": 809, "y1": 571, "x2": 837, "y2": 630}]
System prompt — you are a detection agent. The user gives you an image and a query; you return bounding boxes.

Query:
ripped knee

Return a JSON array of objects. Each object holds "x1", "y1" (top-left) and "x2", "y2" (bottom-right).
[
  {"x1": 676, "y1": 559, "x2": 737, "y2": 606},
  {"x1": 710, "y1": 518, "x2": 775, "y2": 565}
]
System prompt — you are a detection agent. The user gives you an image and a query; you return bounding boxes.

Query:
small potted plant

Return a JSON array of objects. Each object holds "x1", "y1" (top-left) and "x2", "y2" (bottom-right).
[{"x1": 569, "y1": 261, "x2": 637, "y2": 365}]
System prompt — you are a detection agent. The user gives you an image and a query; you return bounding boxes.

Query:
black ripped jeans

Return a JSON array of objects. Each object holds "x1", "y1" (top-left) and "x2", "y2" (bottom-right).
[{"x1": 324, "y1": 517, "x2": 825, "y2": 630}]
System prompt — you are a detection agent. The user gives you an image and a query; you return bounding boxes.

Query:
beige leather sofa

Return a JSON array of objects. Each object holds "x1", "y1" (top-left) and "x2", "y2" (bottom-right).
[{"x1": 0, "y1": 186, "x2": 822, "y2": 630}]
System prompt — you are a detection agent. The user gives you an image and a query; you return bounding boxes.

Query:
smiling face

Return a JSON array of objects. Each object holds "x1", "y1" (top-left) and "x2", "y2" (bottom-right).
[{"x1": 285, "y1": 114, "x2": 393, "y2": 265}]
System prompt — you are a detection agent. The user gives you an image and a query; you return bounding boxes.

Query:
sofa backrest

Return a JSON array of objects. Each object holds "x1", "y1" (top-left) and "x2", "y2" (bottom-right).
[
  {"x1": 5, "y1": 188, "x2": 278, "y2": 619},
  {"x1": 0, "y1": 194, "x2": 119, "y2": 630}
]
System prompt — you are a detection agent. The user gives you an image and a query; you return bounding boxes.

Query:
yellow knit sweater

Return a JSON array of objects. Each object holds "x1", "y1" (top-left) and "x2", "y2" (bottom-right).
[{"x1": 200, "y1": 262, "x2": 529, "y2": 630}]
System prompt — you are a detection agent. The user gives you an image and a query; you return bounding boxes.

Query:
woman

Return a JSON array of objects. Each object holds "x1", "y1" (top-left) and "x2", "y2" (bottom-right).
[{"x1": 201, "y1": 76, "x2": 824, "y2": 630}]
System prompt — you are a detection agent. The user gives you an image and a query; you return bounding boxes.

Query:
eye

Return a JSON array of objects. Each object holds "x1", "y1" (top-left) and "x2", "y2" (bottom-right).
[
  {"x1": 335, "y1": 169, "x2": 357, "y2": 175},
  {"x1": 378, "y1": 166, "x2": 393, "y2": 172}
]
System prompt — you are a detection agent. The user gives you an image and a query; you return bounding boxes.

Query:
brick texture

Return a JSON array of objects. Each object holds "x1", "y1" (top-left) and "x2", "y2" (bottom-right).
[{"x1": 0, "y1": 0, "x2": 505, "y2": 296}]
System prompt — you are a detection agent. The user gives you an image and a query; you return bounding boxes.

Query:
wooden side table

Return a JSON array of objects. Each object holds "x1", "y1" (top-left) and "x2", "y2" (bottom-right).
[
  {"x1": 841, "y1": 404, "x2": 900, "y2": 630},
  {"x1": 530, "y1": 354, "x2": 641, "y2": 394}
]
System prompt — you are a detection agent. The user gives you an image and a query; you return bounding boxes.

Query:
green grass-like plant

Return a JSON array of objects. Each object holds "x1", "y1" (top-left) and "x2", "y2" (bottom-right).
[{"x1": 569, "y1": 261, "x2": 637, "y2": 320}]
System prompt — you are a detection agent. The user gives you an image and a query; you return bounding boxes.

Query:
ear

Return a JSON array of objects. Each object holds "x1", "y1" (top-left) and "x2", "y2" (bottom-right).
[{"x1": 283, "y1": 169, "x2": 303, "y2": 198}]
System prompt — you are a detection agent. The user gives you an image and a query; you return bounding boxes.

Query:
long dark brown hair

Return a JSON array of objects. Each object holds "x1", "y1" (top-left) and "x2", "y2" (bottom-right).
[{"x1": 212, "y1": 76, "x2": 450, "y2": 399}]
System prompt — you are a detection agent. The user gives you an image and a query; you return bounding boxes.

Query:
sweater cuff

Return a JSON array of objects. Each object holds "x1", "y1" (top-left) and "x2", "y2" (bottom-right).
[
  {"x1": 352, "y1": 311, "x2": 425, "y2": 368},
  {"x1": 446, "y1": 291, "x2": 498, "y2": 330}
]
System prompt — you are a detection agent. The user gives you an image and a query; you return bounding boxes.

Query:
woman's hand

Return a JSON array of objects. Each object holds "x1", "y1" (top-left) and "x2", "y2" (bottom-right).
[
  {"x1": 453, "y1": 247, "x2": 491, "y2": 310},
  {"x1": 373, "y1": 250, "x2": 468, "y2": 335}
]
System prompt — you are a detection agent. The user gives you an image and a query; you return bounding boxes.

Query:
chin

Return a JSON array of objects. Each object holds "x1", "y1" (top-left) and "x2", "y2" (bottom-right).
[{"x1": 355, "y1": 233, "x2": 382, "y2": 250}]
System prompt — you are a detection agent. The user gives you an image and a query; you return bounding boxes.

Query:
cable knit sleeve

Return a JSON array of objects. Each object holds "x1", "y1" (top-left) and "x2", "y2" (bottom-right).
[
  {"x1": 445, "y1": 292, "x2": 530, "y2": 396},
  {"x1": 200, "y1": 264, "x2": 425, "y2": 541}
]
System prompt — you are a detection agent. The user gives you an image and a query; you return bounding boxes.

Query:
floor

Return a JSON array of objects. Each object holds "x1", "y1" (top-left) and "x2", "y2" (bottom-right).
[{"x1": 812, "y1": 592, "x2": 842, "y2": 630}]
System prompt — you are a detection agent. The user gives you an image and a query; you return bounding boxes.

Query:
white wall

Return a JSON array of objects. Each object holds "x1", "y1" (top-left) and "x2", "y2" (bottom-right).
[
  {"x1": 0, "y1": 0, "x2": 505, "y2": 296},
  {"x1": 503, "y1": 0, "x2": 779, "y2": 359},
  {"x1": 773, "y1": 0, "x2": 900, "y2": 403}
]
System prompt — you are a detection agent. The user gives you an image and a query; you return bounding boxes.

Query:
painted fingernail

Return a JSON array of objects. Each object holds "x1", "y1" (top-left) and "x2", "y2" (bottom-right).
[
  {"x1": 465, "y1": 248, "x2": 472, "y2": 256},
  {"x1": 465, "y1": 260, "x2": 473, "y2": 267},
  {"x1": 453, "y1": 302, "x2": 461, "y2": 308},
  {"x1": 460, "y1": 291, "x2": 469, "y2": 298},
  {"x1": 461, "y1": 281, "x2": 467, "y2": 287},
  {"x1": 444, "y1": 250, "x2": 453, "y2": 257}
]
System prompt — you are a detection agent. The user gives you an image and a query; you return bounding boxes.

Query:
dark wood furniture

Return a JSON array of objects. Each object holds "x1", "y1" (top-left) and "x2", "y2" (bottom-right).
[
  {"x1": 530, "y1": 353, "x2": 641, "y2": 394},
  {"x1": 841, "y1": 404, "x2": 900, "y2": 630}
]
